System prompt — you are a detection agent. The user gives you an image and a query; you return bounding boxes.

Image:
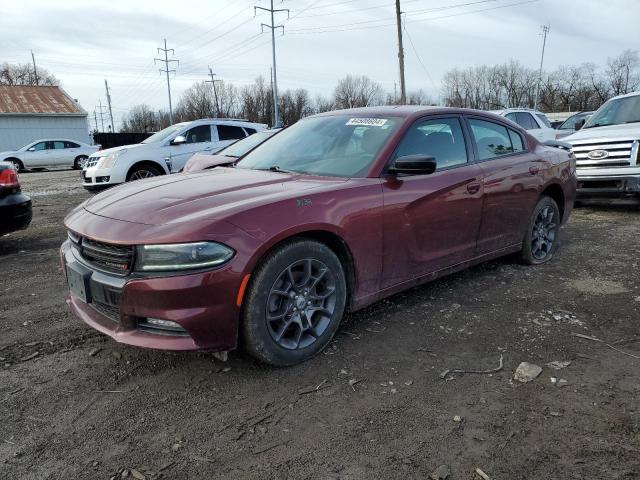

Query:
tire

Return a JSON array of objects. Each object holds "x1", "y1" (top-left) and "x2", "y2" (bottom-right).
[
  {"x1": 7, "y1": 158, "x2": 24, "y2": 172},
  {"x1": 126, "y1": 164, "x2": 162, "y2": 182},
  {"x1": 242, "y1": 239, "x2": 347, "y2": 366},
  {"x1": 521, "y1": 196, "x2": 561, "y2": 265},
  {"x1": 74, "y1": 155, "x2": 88, "y2": 170}
]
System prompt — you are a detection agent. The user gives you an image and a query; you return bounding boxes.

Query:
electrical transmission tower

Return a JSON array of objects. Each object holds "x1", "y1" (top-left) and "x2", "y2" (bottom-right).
[
  {"x1": 206, "y1": 66, "x2": 223, "y2": 118},
  {"x1": 95, "y1": 100, "x2": 108, "y2": 132},
  {"x1": 534, "y1": 25, "x2": 550, "y2": 110},
  {"x1": 155, "y1": 39, "x2": 178, "y2": 125},
  {"x1": 255, "y1": 0, "x2": 289, "y2": 127},
  {"x1": 104, "y1": 79, "x2": 115, "y2": 132}
]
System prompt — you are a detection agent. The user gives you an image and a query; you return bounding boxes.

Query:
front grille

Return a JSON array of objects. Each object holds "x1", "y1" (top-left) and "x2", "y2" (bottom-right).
[
  {"x1": 571, "y1": 139, "x2": 639, "y2": 168},
  {"x1": 76, "y1": 236, "x2": 135, "y2": 275},
  {"x1": 86, "y1": 157, "x2": 100, "y2": 168},
  {"x1": 92, "y1": 301, "x2": 120, "y2": 322}
]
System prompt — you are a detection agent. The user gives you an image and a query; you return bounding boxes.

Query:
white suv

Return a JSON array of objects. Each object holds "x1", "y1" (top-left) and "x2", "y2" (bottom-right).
[
  {"x1": 82, "y1": 119, "x2": 267, "y2": 190},
  {"x1": 494, "y1": 108, "x2": 557, "y2": 142}
]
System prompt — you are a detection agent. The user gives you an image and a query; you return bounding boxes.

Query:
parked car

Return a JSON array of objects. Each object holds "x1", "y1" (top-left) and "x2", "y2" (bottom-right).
[
  {"x1": 62, "y1": 107, "x2": 576, "y2": 366},
  {"x1": 0, "y1": 162, "x2": 32, "y2": 235},
  {"x1": 494, "y1": 108, "x2": 557, "y2": 142},
  {"x1": 183, "y1": 128, "x2": 282, "y2": 172},
  {"x1": 564, "y1": 91, "x2": 640, "y2": 198},
  {"x1": 555, "y1": 111, "x2": 594, "y2": 139},
  {"x1": 0, "y1": 139, "x2": 99, "y2": 171},
  {"x1": 82, "y1": 119, "x2": 267, "y2": 190}
]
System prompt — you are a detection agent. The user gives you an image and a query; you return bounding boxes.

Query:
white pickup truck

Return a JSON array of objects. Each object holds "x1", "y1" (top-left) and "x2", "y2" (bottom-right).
[{"x1": 563, "y1": 91, "x2": 640, "y2": 198}]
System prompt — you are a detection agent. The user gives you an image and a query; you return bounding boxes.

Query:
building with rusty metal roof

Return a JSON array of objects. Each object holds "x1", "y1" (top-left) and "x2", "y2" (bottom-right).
[{"x1": 0, "y1": 85, "x2": 91, "y2": 151}]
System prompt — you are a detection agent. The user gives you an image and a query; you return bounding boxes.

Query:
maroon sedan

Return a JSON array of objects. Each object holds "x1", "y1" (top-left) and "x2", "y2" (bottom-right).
[{"x1": 62, "y1": 107, "x2": 576, "y2": 366}]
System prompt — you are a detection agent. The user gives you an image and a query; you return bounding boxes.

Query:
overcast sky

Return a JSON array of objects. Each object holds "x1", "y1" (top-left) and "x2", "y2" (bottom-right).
[{"x1": 2, "y1": 0, "x2": 638, "y2": 129}]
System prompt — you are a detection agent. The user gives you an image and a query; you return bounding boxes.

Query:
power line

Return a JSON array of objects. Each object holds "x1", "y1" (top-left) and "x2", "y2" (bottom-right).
[
  {"x1": 395, "y1": 0, "x2": 406, "y2": 104},
  {"x1": 154, "y1": 38, "x2": 179, "y2": 125},
  {"x1": 95, "y1": 100, "x2": 108, "y2": 132},
  {"x1": 534, "y1": 24, "x2": 550, "y2": 109},
  {"x1": 206, "y1": 67, "x2": 223, "y2": 117},
  {"x1": 403, "y1": 21, "x2": 439, "y2": 95},
  {"x1": 255, "y1": 0, "x2": 290, "y2": 127}
]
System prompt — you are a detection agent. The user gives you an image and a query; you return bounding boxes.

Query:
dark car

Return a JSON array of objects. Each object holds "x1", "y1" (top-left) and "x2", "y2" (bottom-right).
[
  {"x1": 183, "y1": 128, "x2": 282, "y2": 172},
  {"x1": 0, "y1": 162, "x2": 32, "y2": 236},
  {"x1": 555, "y1": 111, "x2": 594, "y2": 138},
  {"x1": 62, "y1": 107, "x2": 576, "y2": 366}
]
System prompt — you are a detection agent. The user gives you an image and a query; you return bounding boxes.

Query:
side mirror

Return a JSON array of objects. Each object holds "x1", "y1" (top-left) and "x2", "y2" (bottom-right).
[
  {"x1": 389, "y1": 155, "x2": 437, "y2": 175},
  {"x1": 171, "y1": 135, "x2": 187, "y2": 145},
  {"x1": 27, "y1": 147, "x2": 36, "y2": 152},
  {"x1": 574, "y1": 119, "x2": 585, "y2": 131}
]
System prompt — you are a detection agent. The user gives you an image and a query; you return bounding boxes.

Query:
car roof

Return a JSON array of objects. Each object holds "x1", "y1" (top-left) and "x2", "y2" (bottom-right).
[
  {"x1": 608, "y1": 90, "x2": 640, "y2": 101},
  {"x1": 27, "y1": 139, "x2": 86, "y2": 143},
  {"x1": 185, "y1": 118, "x2": 267, "y2": 127},
  {"x1": 313, "y1": 105, "x2": 506, "y2": 120},
  {"x1": 493, "y1": 108, "x2": 546, "y2": 115}
]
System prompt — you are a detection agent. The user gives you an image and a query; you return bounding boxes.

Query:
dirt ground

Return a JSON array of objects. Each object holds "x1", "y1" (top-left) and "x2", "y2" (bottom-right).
[{"x1": 1, "y1": 169, "x2": 639, "y2": 480}]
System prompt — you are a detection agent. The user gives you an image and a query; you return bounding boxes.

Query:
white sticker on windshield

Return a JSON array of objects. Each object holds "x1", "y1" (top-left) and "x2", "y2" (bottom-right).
[{"x1": 346, "y1": 118, "x2": 388, "y2": 127}]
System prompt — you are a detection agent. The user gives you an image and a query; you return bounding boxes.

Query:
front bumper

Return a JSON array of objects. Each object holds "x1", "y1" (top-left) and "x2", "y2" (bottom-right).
[
  {"x1": 61, "y1": 240, "x2": 242, "y2": 352},
  {"x1": 82, "y1": 166, "x2": 121, "y2": 190},
  {"x1": 0, "y1": 192, "x2": 32, "y2": 235},
  {"x1": 576, "y1": 172, "x2": 640, "y2": 197}
]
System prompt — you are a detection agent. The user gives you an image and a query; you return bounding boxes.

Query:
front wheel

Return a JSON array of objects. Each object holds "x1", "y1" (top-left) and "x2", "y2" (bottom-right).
[
  {"x1": 74, "y1": 155, "x2": 88, "y2": 170},
  {"x1": 127, "y1": 164, "x2": 161, "y2": 181},
  {"x1": 521, "y1": 196, "x2": 560, "y2": 265},
  {"x1": 242, "y1": 239, "x2": 347, "y2": 366}
]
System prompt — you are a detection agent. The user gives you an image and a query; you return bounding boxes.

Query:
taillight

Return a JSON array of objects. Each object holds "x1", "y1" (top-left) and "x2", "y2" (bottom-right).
[{"x1": 0, "y1": 166, "x2": 19, "y2": 188}]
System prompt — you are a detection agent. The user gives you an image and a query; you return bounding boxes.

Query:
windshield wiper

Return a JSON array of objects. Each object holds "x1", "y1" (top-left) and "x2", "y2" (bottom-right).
[{"x1": 268, "y1": 165, "x2": 295, "y2": 174}]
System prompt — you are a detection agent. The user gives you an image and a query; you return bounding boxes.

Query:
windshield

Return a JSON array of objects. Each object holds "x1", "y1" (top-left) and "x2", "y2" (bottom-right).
[
  {"x1": 219, "y1": 130, "x2": 278, "y2": 158},
  {"x1": 141, "y1": 123, "x2": 187, "y2": 144},
  {"x1": 559, "y1": 112, "x2": 590, "y2": 130},
  {"x1": 236, "y1": 116, "x2": 402, "y2": 177},
  {"x1": 584, "y1": 96, "x2": 640, "y2": 128}
]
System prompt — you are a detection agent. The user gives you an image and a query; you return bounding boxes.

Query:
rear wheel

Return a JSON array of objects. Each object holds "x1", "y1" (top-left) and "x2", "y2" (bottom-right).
[
  {"x1": 242, "y1": 239, "x2": 347, "y2": 366},
  {"x1": 127, "y1": 164, "x2": 161, "y2": 181},
  {"x1": 7, "y1": 158, "x2": 24, "y2": 172},
  {"x1": 74, "y1": 155, "x2": 88, "y2": 170},
  {"x1": 521, "y1": 196, "x2": 560, "y2": 265}
]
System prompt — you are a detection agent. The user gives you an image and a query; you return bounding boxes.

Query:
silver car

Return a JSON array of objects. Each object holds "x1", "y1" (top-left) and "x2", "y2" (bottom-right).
[{"x1": 0, "y1": 139, "x2": 99, "y2": 171}]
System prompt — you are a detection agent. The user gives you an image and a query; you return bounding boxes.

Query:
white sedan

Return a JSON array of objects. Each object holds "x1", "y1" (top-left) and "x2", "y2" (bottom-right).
[{"x1": 0, "y1": 139, "x2": 99, "y2": 171}]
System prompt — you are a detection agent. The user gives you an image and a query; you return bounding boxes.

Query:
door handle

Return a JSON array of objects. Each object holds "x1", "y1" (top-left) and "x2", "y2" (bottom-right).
[
  {"x1": 529, "y1": 166, "x2": 540, "y2": 175},
  {"x1": 466, "y1": 182, "x2": 481, "y2": 194}
]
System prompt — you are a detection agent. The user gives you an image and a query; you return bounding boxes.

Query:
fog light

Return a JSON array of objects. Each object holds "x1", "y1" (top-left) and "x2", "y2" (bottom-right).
[
  {"x1": 96, "y1": 176, "x2": 110, "y2": 183},
  {"x1": 138, "y1": 317, "x2": 189, "y2": 336}
]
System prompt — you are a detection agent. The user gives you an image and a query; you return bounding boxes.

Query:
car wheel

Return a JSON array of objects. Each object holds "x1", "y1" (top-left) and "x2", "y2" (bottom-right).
[
  {"x1": 521, "y1": 196, "x2": 560, "y2": 265},
  {"x1": 242, "y1": 239, "x2": 347, "y2": 366},
  {"x1": 74, "y1": 155, "x2": 88, "y2": 170},
  {"x1": 127, "y1": 164, "x2": 161, "y2": 181},
  {"x1": 7, "y1": 158, "x2": 24, "y2": 172}
]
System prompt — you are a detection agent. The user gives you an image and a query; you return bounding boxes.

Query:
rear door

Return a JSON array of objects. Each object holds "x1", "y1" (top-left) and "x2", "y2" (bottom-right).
[
  {"x1": 381, "y1": 116, "x2": 484, "y2": 287},
  {"x1": 51, "y1": 140, "x2": 68, "y2": 166},
  {"x1": 466, "y1": 116, "x2": 544, "y2": 255}
]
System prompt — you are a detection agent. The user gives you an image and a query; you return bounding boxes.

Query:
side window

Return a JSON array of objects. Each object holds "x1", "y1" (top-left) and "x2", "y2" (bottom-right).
[
  {"x1": 32, "y1": 142, "x2": 47, "y2": 151},
  {"x1": 394, "y1": 117, "x2": 467, "y2": 170},
  {"x1": 535, "y1": 113, "x2": 552, "y2": 128},
  {"x1": 53, "y1": 141, "x2": 65, "y2": 149},
  {"x1": 244, "y1": 128, "x2": 257, "y2": 135},
  {"x1": 469, "y1": 119, "x2": 518, "y2": 160},
  {"x1": 515, "y1": 112, "x2": 538, "y2": 130},
  {"x1": 64, "y1": 141, "x2": 80, "y2": 148},
  {"x1": 184, "y1": 125, "x2": 212, "y2": 144},
  {"x1": 508, "y1": 129, "x2": 524, "y2": 152},
  {"x1": 505, "y1": 112, "x2": 518, "y2": 123},
  {"x1": 218, "y1": 125, "x2": 247, "y2": 141}
]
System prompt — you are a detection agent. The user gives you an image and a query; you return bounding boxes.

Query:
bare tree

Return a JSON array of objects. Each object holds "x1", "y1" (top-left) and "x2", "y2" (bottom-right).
[
  {"x1": 0, "y1": 62, "x2": 58, "y2": 86},
  {"x1": 175, "y1": 81, "x2": 215, "y2": 121},
  {"x1": 333, "y1": 75, "x2": 384, "y2": 109},
  {"x1": 240, "y1": 76, "x2": 273, "y2": 125},
  {"x1": 120, "y1": 104, "x2": 167, "y2": 133},
  {"x1": 278, "y1": 88, "x2": 314, "y2": 126},
  {"x1": 606, "y1": 50, "x2": 640, "y2": 96}
]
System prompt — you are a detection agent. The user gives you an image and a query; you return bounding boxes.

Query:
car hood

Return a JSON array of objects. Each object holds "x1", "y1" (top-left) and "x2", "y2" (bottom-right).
[
  {"x1": 564, "y1": 122, "x2": 640, "y2": 142},
  {"x1": 183, "y1": 153, "x2": 234, "y2": 173},
  {"x1": 82, "y1": 167, "x2": 347, "y2": 226},
  {"x1": 89, "y1": 143, "x2": 148, "y2": 158}
]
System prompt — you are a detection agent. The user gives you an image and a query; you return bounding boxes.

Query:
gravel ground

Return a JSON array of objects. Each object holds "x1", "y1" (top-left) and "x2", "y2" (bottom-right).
[{"x1": 1, "y1": 170, "x2": 639, "y2": 480}]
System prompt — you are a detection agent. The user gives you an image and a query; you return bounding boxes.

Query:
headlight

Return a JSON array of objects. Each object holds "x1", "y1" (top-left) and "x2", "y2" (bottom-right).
[
  {"x1": 135, "y1": 242, "x2": 235, "y2": 272},
  {"x1": 99, "y1": 149, "x2": 127, "y2": 169}
]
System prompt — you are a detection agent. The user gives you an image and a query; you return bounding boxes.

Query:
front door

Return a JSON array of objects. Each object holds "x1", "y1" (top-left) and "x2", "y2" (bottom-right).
[
  {"x1": 466, "y1": 116, "x2": 544, "y2": 254},
  {"x1": 167, "y1": 124, "x2": 215, "y2": 172},
  {"x1": 381, "y1": 116, "x2": 484, "y2": 288},
  {"x1": 23, "y1": 141, "x2": 52, "y2": 167}
]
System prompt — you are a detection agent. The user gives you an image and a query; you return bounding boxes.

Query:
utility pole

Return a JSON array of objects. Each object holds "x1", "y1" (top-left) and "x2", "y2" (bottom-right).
[
  {"x1": 93, "y1": 111, "x2": 98, "y2": 132},
  {"x1": 206, "y1": 66, "x2": 222, "y2": 118},
  {"x1": 395, "y1": 0, "x2": 406, "y2": 105},
  {"x1": 255, "y1": 1, "x2": 289, "y2": 127},
  {"x1": 95, "y1": 100, "x2": 107, "y2": 132},
  {"x1": 155, "y1": 39, "x2": 178, "y2": 125},
  {"x1": 104, "y1": 79, "x2": 115, "y2": 132},
  {"x1": 30, "y1": 50, "x2": 39, "y2": 86},
  {"x1": 534, "y1": 25, "x2": 550, "y2": 110}
]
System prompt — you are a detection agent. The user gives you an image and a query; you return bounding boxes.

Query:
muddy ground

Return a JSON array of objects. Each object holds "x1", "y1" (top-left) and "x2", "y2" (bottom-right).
[{"x1": 1, "y1": 169, "x2": 639, "y2": 480}]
